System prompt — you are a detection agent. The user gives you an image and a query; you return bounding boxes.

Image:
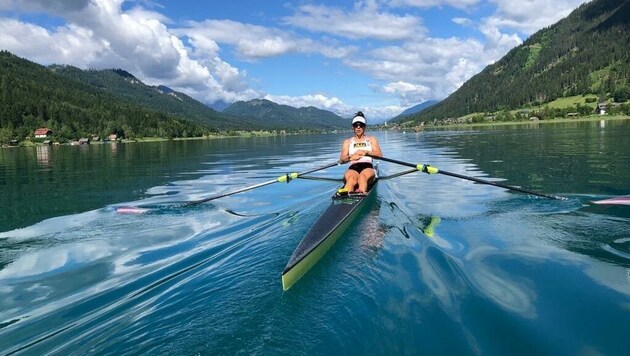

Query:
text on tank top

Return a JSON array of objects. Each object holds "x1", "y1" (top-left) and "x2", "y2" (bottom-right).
[{"x1": 348, "y1": 137, "x2": 373, "y2": 164}]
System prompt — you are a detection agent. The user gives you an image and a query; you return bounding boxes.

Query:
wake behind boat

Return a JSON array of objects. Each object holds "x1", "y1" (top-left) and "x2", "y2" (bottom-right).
[{"x1": 281, "y1": 176, "x2": 378, "y2": 291}]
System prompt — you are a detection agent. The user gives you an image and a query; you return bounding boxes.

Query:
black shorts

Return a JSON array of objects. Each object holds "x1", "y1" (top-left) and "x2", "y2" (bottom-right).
[{"x1": 349, "y1": 162, "x2": 374, "y2": 173}]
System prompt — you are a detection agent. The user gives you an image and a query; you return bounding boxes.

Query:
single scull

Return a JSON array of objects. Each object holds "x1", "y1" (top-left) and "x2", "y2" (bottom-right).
[
  {"x1": 281, "y1": 175, "x2": 378, "y2": 291},
  {"x1": 129, "y1": 155, "x2": 563, "y2": 290}
]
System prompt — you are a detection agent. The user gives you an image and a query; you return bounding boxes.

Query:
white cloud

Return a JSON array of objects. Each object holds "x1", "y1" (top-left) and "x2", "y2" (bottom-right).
[
  {"x1": 265, "y1": 93, "x2": 348, "y2": 112},
  {"x1": 0, "y1": 18, "x2": 105, "y2": 66},
  {"x1": 284, "y1": 0, "x2": 425, "y2": 40},
  {"x1": 0, "y1": 0, "x2": 593, "y2": 119},
  {"x1": 381, "y1": 81, "x2": 431, "y2": 106},
  {"x1": 0, "y1": 0, "x2": 262, "y2": 105},
  {"x1": 178, "y1": 20, "x2": 298, "y2": 59},
  {"x1": 452, "y1": 17, "x2": 473, "y2": 26},
  {"x1": 177, "y1": 19, "x2": 355, "y2": 60},
  {"x1": 262, "y1": 93, "x2": 404, "y2": 121},
  {"x1": 387, "y1": 0, "x2": 481, "y2": 9},
  {"x1": 486, "y1": 0, "x2": 590, "y2": 34},
  {"x1": 0, "y1": 0, "x2": 90, "y2": 14},
  {"x1": 363, "y1": 105, "x2": 407, "y2": 121},
  {"x1": 163, "y1": 35, "x2": 263, "y2": 105},
  {"x1": 344, "y1": 36, "x2": 494, "y2": 99}
]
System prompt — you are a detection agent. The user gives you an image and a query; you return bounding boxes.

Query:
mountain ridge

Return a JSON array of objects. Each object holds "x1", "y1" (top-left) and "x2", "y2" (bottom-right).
[
  {"x1": 223, "y1": 99, "x2": 346, "y2": 130},
  {"x1": 1, "y1": 50, "x2": 349, "y2": 144},
  {"x1": 48, "y1": 64, "x2": 254, "y2": 130},
  {"x1": 396, "y1": 100, "x2": 438, "y2": 119},
  {"x1": 400, "y1": 0, "x2": 629, "y2": 125}
]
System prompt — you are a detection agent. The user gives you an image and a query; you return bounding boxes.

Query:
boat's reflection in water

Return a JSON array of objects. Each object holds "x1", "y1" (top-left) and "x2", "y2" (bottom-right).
[{"x1": 357, "y1": 202, "x2": 386, "y2": 252}]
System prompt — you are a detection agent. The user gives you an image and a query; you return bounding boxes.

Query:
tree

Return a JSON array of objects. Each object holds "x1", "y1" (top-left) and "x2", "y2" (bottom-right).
[
  {"x1": 0, "y1": 127, "x2": 14, "y2": 144},
  {"x1": 612, "y1": 85, "x2": 630, "y2": 102}
]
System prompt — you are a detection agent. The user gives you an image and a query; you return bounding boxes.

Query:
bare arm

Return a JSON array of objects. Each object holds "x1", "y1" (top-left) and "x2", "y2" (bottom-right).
[
  {"x1": 340, "y1": 138, "x2": 350, "y2": 163},
  {"x1": 369, "y1": 137, "x2": 383, "y2": 157}
]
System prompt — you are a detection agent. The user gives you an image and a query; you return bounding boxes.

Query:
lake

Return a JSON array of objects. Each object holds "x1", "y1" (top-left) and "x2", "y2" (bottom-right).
[{"x1": 1, "y1": 119, "x2": 629, "y2": 355}]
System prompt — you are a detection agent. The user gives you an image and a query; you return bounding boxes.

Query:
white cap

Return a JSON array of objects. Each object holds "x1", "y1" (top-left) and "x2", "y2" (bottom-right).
[{"x1": 351, "y1": 116, "x2": 366, "y2": 125}]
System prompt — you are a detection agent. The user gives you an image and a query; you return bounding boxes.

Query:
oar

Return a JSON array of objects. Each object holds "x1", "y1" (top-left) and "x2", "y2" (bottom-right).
[
  {"x1": 185, "y1": 160, "x2": 342, "y2": 206},
  {"x1": 369, "y1": 155, "x2": 564, "y2": 200}
]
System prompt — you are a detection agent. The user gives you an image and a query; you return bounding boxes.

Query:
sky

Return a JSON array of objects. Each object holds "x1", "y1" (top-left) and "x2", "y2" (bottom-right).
[{"x1": 0, "y1": 0, "x2": 591, "y2": 121}]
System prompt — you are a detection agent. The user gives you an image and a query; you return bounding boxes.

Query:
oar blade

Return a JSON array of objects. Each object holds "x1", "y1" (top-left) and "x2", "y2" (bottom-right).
[{"x1": 592, "y1": 196, "x2": 630, "y2": 205}]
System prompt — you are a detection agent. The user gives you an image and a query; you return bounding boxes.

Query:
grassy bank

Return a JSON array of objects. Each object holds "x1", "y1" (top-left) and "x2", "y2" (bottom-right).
[
  {"x1": 427, "y1": 114, "x2": 629, "y2": 129},
  {"x1": 1, "y1": 130, "x2": 292, "y2": 147}
]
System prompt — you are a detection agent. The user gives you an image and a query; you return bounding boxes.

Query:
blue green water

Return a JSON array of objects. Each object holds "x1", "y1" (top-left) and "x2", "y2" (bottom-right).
[{"x1": 1, "y1": 120, "x2": 629, "y2": 354}]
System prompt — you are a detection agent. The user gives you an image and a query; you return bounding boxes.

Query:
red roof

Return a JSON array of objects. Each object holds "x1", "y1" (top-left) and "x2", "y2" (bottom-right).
[{"x1": 35, "y1": 128, "x2": 52, "y2": 135}]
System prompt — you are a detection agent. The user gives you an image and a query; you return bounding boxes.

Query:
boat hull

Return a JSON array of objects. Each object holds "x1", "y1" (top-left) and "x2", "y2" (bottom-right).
[{"x1": 281, "y1": 182, "x2": 377, "y2": 291}]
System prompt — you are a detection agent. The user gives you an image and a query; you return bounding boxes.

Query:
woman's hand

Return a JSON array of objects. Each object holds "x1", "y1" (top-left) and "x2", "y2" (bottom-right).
[{"x1": 349, "y1": 151, "x2": 365, "y2": 161}]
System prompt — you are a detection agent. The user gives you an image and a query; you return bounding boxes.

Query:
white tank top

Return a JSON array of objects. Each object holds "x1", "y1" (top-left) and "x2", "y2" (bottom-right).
[{"x1": 348, "y1": 137, "x2": 373, "y2": 164}]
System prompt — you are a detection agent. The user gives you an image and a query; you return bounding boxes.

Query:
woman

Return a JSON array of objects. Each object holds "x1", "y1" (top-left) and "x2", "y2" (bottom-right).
[{"x1": 339, "y1": 111, "x2": 383, "y2": 194}]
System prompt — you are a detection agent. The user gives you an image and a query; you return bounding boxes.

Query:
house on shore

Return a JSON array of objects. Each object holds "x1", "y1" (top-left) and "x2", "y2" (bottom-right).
[
  {"x1": 34, "y1": 128, "x2": 52, "y2": 138},
  {"x1": 595, "y1": 103, "x2": 607, "y2": 115}
]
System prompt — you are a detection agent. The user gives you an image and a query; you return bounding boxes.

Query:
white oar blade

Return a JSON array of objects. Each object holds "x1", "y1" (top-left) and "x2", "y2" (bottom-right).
[{"x1": 592, "y1": 196, "x2": 630, "y2": 205}]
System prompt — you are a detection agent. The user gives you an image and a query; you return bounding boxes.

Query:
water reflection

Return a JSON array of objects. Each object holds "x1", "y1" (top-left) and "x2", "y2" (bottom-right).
[
  {"x1": 463, "y1": 245, "x2": 537, "y2": 318},
  {"x1": 0, "y1": 240, "x2": 112, "y2": 280},
  {"x1": 109, "y1": 142, "x2": 118, "y2": 155},
  {"x1": 425, "y1": 119, "x2": 630, "y2": 197},
  {"x1": 35, "y1": 145, "x2": 51, "y2": 166},
  {"x1": 1, "y1": 127, "x2": 629, "y2": 354}
]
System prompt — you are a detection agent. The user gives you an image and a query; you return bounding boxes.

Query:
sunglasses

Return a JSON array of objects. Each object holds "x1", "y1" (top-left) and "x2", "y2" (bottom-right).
[{"x1": 352, "y1": 122, "x2": 366, "y2": 128}]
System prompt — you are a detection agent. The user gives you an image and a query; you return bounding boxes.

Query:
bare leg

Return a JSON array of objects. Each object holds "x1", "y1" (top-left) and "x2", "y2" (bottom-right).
[
  {"x1": 343, "y1": 170, "x2": 359, "y2": 192},
  {"x1": 357, "y1": 168, "x2": 376, "y2": 193}
]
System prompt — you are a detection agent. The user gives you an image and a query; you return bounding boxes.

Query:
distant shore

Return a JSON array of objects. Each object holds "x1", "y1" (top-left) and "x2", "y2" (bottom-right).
[
  {"x1": 1, "y1": 130, "x2": 290, "y2": 148},
  {"x1": 3, "y1": 115, "x2": 629, "y2": 148},
  {"x1": 418, "y1": 114, "x2": 629, "y2": 130}
]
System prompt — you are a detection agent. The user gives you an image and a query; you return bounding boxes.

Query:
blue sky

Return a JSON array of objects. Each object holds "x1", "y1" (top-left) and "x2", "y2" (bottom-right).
[{"x1": 0, "y1": 0, "x2": 590, "y2": 120}]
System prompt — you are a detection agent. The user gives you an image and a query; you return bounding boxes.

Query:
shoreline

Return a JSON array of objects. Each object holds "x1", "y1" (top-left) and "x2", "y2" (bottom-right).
[
  {"x1": 419, "y1": 114, "x2": 629, "y2": 129},
  {"x1": 1, "y1": 130, "x2": 299, "y2": 148},
  {"x1": 3, "y1": 115, "x2": 629, "y2": 148}
]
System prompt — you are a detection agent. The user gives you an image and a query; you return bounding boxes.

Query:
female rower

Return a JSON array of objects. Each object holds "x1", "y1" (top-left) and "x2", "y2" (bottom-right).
[{"x1": 339, "y1": 111, "x2": 383, "y2": 194}]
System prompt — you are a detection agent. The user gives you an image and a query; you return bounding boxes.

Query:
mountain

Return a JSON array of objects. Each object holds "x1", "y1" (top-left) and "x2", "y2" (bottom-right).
[
  {"x1": 48, "y1": 65, "x2": 257, "y2": 130},
  {"x1": 209, "y1": 100, "x2": 231, "y2": 112},
  {"x1": 224, "y1": 99, "x2": 346, "y2": 130},
  {"x1": 0, "y1": 49, "x2": 345, "y2": 142},
  {"x1": 396, "y1": 100, "x2": 438, "y2": 118},
  {"x1": 0, "y1": 50, "x2": 215, "y2": 142},
  {"x1": 402, "y1": 0, "x2": 629, "y2": 125}
]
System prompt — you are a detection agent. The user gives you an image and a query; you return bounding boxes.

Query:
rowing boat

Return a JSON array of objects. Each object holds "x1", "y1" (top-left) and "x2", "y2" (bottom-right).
[
  {"x1": 152, "y1": 155, "x2": 561, "y2": 290},
  {"x1": 281, "y1": 176, "x2": 378, "y2": 291}
]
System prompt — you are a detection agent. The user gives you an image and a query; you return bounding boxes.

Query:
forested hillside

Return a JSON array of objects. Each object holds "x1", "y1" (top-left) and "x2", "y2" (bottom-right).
[
  {"x1": 0, "y1": 51, "x2": 219, "y2": 143},
  {"x1": 0, "y1": 50, "x2": 349, "y2": 144},
  {"x1": 49, "y1": 65, "x2": 255, "y2": 130},
  {"x1": 223, "y1": 99, "x2": 346, "y2": 130},
  {"x1": 396, "y1": 100, "x2": 438, "y2": 118},
  {"x1": 401, "y1": 0, "x2": 629, "y2": 125}
]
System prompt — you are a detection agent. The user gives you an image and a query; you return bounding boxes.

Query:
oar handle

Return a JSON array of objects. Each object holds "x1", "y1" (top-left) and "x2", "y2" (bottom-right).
[{"x1": 368, "y1": 154, "x2": 564, "y2": 200}]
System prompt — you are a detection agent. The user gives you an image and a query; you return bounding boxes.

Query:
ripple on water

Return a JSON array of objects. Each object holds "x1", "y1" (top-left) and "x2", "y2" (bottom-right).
[{"x1": 603, "y1": 237, "x2": 630, "y2": 262}]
